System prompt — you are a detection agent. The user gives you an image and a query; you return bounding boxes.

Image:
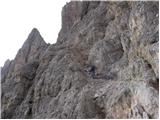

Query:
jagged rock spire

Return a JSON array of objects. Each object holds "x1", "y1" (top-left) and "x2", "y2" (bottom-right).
[{"x1": 13, "y1": 28, "x2": 48, "y2": 71}]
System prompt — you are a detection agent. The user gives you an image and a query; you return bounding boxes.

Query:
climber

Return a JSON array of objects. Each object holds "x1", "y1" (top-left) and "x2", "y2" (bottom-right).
[{"x1": 88, "y1": 65, "x2": 96, "y2": 78}]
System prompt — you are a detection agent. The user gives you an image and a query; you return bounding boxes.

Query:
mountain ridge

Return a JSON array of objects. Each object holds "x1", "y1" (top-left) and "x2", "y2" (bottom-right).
[{"x1": 1, "y1": 1, "x2": 159, "y2": 119}]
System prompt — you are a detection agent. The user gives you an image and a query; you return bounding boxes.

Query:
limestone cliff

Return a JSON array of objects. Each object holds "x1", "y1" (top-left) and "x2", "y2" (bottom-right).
[{"x1": 1, "y1": 1, "x2": 159, "y2": 119}]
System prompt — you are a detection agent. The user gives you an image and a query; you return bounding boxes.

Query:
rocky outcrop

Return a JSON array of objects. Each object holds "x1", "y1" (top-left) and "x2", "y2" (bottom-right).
[
  {"x1": 1, "y1": 1, "x2": 159, "y2": 119},
  {"x1": 1, "y1": 28, "x2": 49, "y2": 118}
]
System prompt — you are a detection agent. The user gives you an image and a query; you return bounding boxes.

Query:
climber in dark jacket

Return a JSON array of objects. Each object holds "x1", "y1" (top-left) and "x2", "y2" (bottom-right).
[{"x1": 88, "y1": 65, "x2": 96, "y2": 78}]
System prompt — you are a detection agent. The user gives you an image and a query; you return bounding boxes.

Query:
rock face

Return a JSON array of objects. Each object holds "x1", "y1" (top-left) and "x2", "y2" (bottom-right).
[{"x1": 1, "y1": 1, "x2": 159, "y2": 119}]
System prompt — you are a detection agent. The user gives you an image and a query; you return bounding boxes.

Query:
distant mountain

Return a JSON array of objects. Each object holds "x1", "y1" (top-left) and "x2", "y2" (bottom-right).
[{"x1": 1, "y1": 1, "x2": 159, "y2": 119}]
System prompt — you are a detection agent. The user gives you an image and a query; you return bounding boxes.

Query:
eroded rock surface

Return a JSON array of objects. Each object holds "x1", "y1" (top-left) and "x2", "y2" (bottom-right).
[{"x1": 1, "y1": 1, "x2": 159, "y2": 119}]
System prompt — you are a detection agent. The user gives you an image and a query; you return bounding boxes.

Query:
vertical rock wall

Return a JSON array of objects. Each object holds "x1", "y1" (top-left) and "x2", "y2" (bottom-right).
[{"x1": 1, "y1": 1, "x2": 159, "y2": 119}]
